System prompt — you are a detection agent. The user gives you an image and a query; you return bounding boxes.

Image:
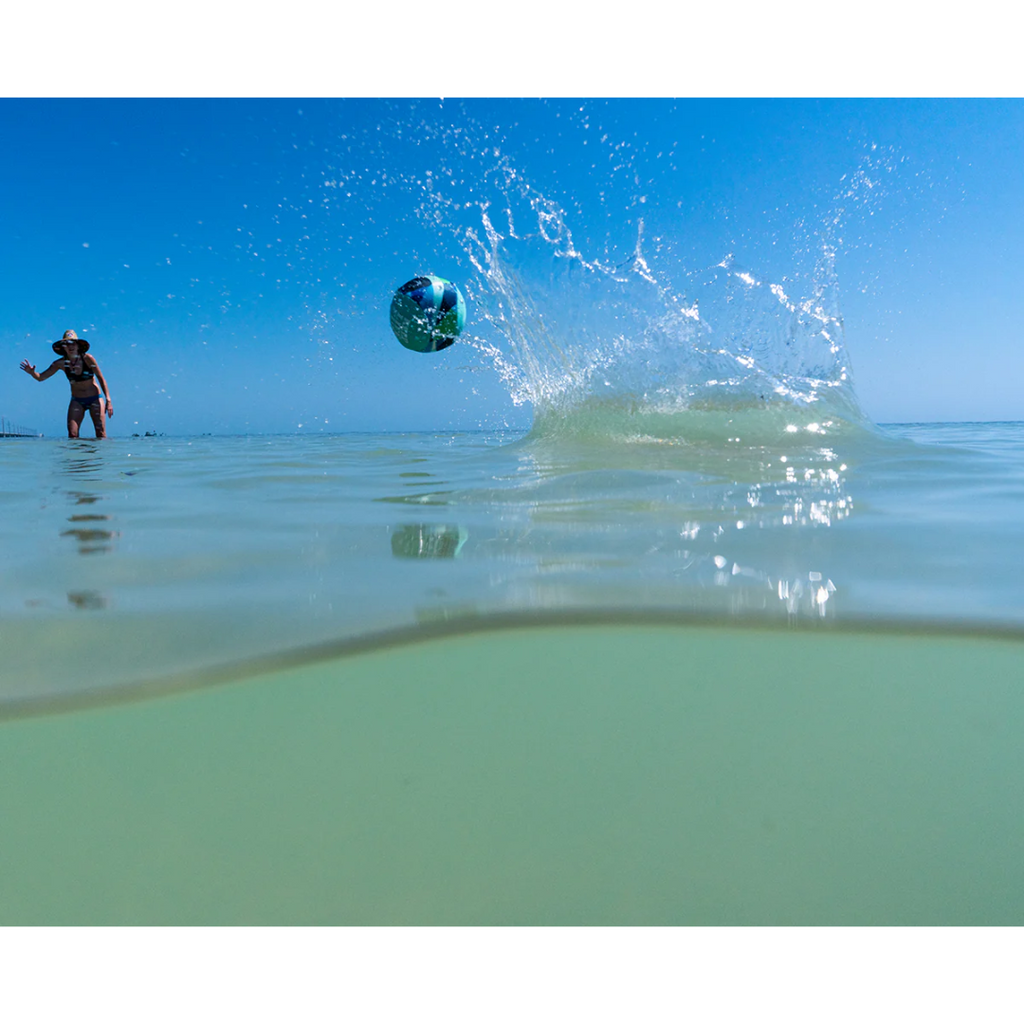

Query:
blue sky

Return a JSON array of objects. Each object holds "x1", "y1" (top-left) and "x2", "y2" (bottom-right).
[{"x1": 2, "y1": 97, "x2": 1022, "y2": 435}]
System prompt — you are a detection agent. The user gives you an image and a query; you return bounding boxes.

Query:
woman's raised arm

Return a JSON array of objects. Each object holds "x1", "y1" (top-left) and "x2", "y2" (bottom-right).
[{"x1": 20, "y1": 358, "x2": 63, "y2": 382}]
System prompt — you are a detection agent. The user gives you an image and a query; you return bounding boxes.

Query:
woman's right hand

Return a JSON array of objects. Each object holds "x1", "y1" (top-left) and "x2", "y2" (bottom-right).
[{"x1": 19, "y1": 360, "x2": 36, "y2": 377}]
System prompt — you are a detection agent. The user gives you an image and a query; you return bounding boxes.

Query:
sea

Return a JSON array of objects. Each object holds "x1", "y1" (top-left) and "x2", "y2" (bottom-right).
[
  {"x1": 1, "y1": 419, "x2": 1023, "y2": 925},
  {"x1": 2, "y1": 109, "x2": 1023, "y2": 925}
]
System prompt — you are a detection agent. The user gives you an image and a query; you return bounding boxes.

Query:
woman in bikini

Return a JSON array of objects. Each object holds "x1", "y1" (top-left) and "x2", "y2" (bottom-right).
[{"x1": 20, "y1": 330, "x2": 114, "y2": 438}]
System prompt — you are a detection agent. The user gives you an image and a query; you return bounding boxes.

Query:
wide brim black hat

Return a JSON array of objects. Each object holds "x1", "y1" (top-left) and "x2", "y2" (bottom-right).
[{"x1": 53, "y1": 339, "x2": 90, "y2": 355}]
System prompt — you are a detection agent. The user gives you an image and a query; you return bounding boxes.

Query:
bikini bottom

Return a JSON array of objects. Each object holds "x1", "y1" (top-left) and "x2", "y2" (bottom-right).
[{"x1": 71, "y1": 394, "x2": 103, "y2": 407}]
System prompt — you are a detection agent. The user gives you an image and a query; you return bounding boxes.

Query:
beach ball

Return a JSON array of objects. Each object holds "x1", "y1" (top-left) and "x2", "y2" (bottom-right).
[{"x1": 389, "y1": 275, "x2": 466, "y2": 352}]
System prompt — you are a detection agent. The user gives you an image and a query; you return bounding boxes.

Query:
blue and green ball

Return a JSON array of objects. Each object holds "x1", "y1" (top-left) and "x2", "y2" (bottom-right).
[{"x1": 389, "y1": 275, "x2": 466, "y2": 353}]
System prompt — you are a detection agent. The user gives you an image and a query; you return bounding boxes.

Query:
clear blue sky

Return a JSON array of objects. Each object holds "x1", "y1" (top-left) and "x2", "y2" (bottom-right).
[{"x1": 2, "y1": 98, "x2": 1022, "y2": 434}]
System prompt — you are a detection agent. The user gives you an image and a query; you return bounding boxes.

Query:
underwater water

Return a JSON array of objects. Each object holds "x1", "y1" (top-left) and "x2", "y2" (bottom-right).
[{"x1": 3, "y1": 102, "x2": 1024, "y2": 924}]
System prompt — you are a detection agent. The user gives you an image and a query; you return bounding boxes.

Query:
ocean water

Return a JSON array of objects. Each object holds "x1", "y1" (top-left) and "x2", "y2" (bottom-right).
[
  {"x1": 4, "y1": 420, "x2": 1024, "y2": 709},
  {"x1": 3, "y1": 104, "x2": 1024, "y2": 924},
  {"x1": 1, "y1": 422, "x2": 1024, "y2": 924}
]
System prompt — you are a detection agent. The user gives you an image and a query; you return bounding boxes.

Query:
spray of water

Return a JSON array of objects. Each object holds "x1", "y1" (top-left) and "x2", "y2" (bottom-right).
[
  {"x1": 237, "y1": 103, "x2": 900, "y2": 448},
  {"x1": 401, "y1": 112, "x2": 887, "y2": 444}
]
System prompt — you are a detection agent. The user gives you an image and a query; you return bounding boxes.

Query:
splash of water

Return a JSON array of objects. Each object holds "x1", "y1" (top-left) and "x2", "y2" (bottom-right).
[{"x1": 409, "y1": 118, "x2": 879, "y2": 444}]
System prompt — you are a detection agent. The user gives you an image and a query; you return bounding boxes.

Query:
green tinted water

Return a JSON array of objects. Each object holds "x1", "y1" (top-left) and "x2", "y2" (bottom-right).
[
  {"x1": 5, "y1": 426, "x2": 1024, "y2": 923},
  {"x1": 3, "y1": 622, "x2": 1022, "y2": 925}
]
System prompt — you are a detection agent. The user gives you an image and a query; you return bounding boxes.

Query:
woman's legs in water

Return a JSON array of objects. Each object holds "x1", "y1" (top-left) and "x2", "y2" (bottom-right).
[
  {"x1": 67, "y1": 400, "x2": 85, "y2": 438},
  {"x1": 88, "y1": 397, "x2": 107, "y2": 438},
  {"x1": 67, "y1": 398, "x2": 106, "y2": 438}
]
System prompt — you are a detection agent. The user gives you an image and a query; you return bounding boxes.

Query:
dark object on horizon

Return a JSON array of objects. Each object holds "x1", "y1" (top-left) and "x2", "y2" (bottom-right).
[{"x1": 0, "y1": 417, "x2": 40, "y2": 437}]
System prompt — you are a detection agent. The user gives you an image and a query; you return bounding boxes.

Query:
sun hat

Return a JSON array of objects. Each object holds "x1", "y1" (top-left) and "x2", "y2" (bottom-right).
[{"x1": 52, "y1": 330, "x2": 89, "y2": 355}]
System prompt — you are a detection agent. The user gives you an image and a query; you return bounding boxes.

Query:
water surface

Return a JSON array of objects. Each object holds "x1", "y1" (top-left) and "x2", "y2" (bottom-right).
[{"x1": 3, "y1": 421, "x2": 1024, "y2": 709}]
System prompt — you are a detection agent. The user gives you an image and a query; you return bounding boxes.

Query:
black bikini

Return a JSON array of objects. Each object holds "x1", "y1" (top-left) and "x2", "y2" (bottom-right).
[
  {"x1": 63, "y1": 357, "x2": 96, "y2": 383},
  {"x1": 63, "y1": 356, "x2": 102, "y2": 406}
]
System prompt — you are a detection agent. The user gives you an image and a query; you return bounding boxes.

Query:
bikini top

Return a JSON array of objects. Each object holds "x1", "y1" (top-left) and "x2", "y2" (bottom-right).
[{"x1": 63, "y1": 357, "x2": 96, "y2": 383}]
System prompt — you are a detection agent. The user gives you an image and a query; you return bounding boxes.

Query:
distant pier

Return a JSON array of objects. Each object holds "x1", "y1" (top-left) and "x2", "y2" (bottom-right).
[{"x1": 0, "y1": 417, "x2": 40, "y2": 438}]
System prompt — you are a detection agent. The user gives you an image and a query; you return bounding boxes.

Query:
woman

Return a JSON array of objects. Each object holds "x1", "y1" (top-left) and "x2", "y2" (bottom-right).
[{"x1": 20, "y1": 330, "x2": 113, "y2": 438}]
